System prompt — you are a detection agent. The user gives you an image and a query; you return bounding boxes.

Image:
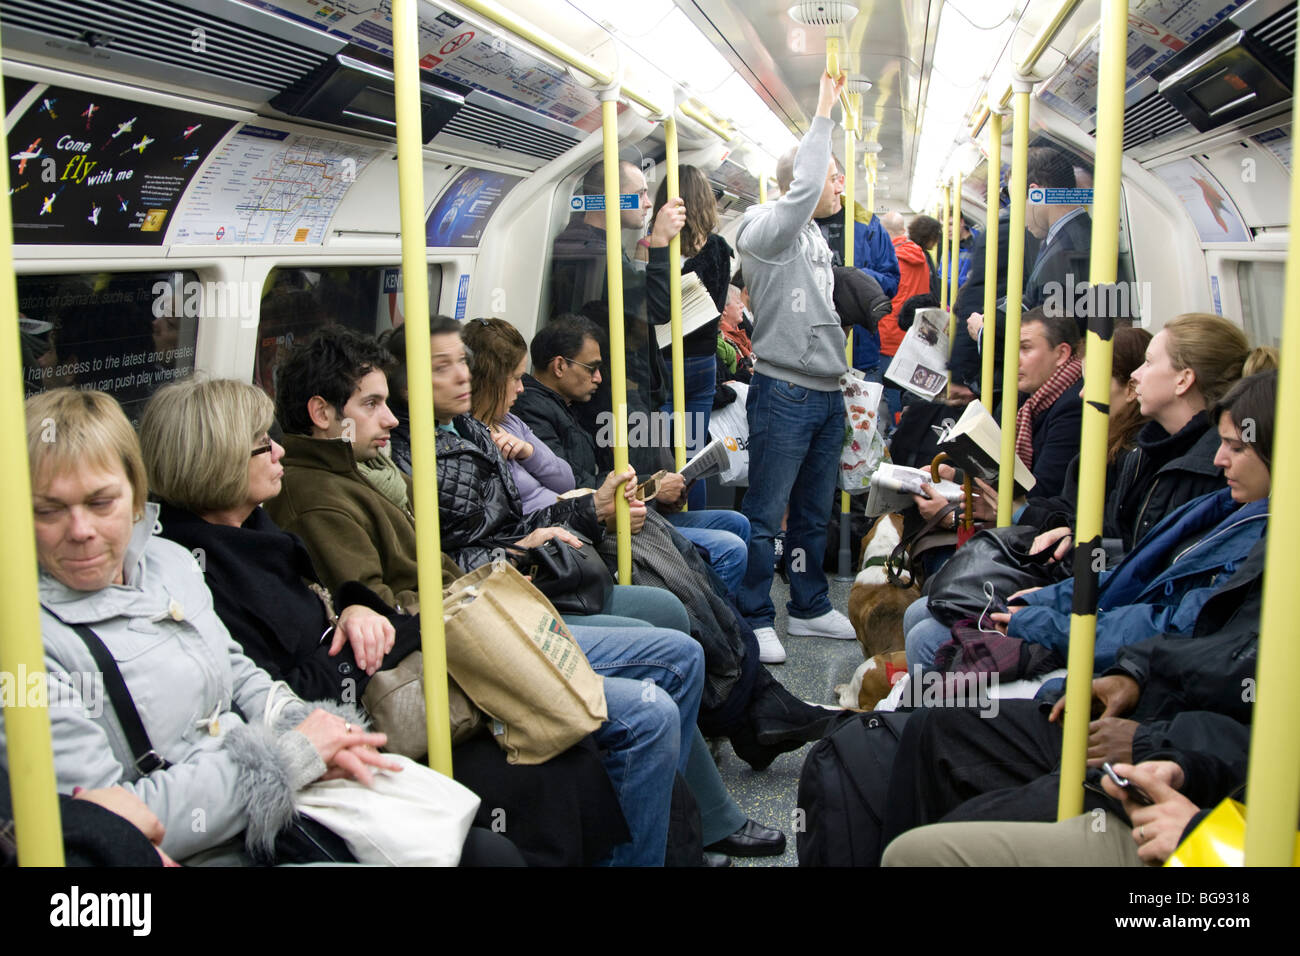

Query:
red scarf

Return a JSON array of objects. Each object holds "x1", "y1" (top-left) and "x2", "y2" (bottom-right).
[
  {"x1": 721, "y1": 325, "x2": 752, "y2": 360},
  {"x1": 1015, "y1": 356, "x2": 1083, "y2": 469}
]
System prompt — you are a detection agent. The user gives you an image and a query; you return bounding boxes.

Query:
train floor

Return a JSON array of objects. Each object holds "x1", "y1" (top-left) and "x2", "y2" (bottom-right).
[{"x1": 710, "y1": 573, "x2": 862, "y2": 867}]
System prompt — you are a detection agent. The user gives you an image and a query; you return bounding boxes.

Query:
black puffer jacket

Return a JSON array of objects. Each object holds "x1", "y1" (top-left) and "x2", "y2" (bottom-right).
[
  {"x1": 434, "y1": 414, "x2": 602, "y2": 570},
  {"x1": 1108, "y1": 413, "x2": 1223, "y2": 551}
]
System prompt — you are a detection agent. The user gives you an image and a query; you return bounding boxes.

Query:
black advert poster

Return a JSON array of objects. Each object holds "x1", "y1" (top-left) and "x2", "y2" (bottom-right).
[{"x1": 6, "y1": 86, "x2": 234, "y2": 244}]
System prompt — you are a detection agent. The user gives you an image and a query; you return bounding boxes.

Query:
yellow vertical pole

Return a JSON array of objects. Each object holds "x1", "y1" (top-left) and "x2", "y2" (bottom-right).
[
  {"x1": 0, "y1": 45, "x2": 65, "y2": 866},
  {"x1": 1243, "y1": 14, "x2": 1300, "y2": 865},
  {"x1": 393, "y1": 0, "x2": 452, "y2": 776},
  {"x1": 981, "y1": 110, "x2": 1003, "y2": 411},
  {"x1": 997, "y1": 78, "x2": 1033, "y2": 527},
  {"x1": 601, "y1": 93, "x2": 633, "y2": 583},
  {"x1": 940, "y1": 184, "x2": 951, "y2": 313},
  {"x1": 759, "y1": 175, "x2": 768, "y2": 205},
  {"x1": 1056, "y1": 0, "x2": 1124, "y2": 819},
  {"x1": 665, "y1": 119, "x2": 686, "y2": 483},
  {"x1": 949, "y1": 174, "x2": 963, "y2": 347}
]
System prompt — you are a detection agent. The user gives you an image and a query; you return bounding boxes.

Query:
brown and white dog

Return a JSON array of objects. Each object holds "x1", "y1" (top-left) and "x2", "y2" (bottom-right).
[{"x1": 846, "y1": 512, "x2": 921, "y2": 660}]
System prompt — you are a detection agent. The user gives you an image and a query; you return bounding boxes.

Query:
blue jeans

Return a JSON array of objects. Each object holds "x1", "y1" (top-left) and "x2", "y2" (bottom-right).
[
  {"x1": 567, "y1": 624, "x2": 704, "y2": 866},
  {"x1": 879, "y1": 353, "x2": 903, "y2": 427},
  {"x1": 903, "y1": 596, "x2": 952, "y2": 673},
  {"x1": 566, "y1": 585, "x2": 691, "y2": 633},
  {"x1": 666, "y1": 509, "x2": 751, "y2": 595},
  {"x1": 738, "y1": 373, "x2": 844, "y2": 628},
  {"x1": 661, "y1": 354, "x2": 717, "y2": 511}
]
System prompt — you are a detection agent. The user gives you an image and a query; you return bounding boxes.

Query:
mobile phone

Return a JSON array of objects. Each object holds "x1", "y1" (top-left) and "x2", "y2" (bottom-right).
[{"x1": 1101, "y1": 762, "x2": 1154, "y2": 806}]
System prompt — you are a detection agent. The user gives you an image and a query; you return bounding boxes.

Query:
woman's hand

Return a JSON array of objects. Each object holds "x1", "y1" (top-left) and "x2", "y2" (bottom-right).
[
  {"x1": 490, "y1": 425, "x2": 533, "y2": 461},
  {"x1": 966, "y1": 312, "x2": 984, "y2": 341},
  {"x1": 513, "y1": 526, "x2": 584, "y2": 551},
  {"x1": 1103, "y1": 762, "x2": 1197, "y2": 864},
  {"x1": 593, "y1": 466, "x2": 637, "y2": 522},
  {"x1": 330, "y1": 604, "x2": 396, "y2": 676},
  {"x1": 912, "y1": 482, "x2": 954, "y2": 523},
  {"x1": 987, "y1": 606, "x2": 1025, "y2": 634},
  {"x1": 1030, "y1": 526, "x2": 1073, "y2": 562},
  {"x1": 649, "y1": 197, "x2": 686, "y2": 248},
  {"x1": 76, "y1": 786, "x2": 165, "y2": 846},
  {"x1": 970, "y1": 477, "x2": 999, "y2": 522},
  {"x1": 294, "y1": 709, "x2": 398, "y2": 787}
]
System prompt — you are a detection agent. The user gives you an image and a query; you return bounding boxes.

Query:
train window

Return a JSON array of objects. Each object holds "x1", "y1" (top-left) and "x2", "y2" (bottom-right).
[
  {"x1": 254, "y1": 265, "x2": 443, "y2": 395},
  {"x1": 17, "y1": 270, "x2": 199, "y2": 425},
  {"x1": 1236, "y1": 259, "x2": 1284, "y2": 348}
]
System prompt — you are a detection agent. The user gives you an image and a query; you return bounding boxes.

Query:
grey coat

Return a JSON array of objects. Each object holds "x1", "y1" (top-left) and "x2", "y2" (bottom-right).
[{"x1": 0, "y1": 506, "x2": 343, "y2": 862}]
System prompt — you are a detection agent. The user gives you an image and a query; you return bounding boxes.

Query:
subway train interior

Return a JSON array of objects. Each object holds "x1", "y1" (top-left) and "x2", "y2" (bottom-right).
[{"x1": 1, "y1": 0, "x2": 1297, "y2": 877}]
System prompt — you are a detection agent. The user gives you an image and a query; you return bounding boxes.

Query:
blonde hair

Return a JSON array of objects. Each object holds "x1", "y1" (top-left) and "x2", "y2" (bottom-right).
[
  {"x1": 140, "y1": 378, "x2": 275, "y2": 513},
  {"x1": 26, "y1": 389, "x2": 147, "y2": 515},
  {"x1": 1243, "y1": 345, "x2": 1279, "y2": 376},
  {"x1": 1161, "y1": 313, "x2": 1251, "y2": 408}
]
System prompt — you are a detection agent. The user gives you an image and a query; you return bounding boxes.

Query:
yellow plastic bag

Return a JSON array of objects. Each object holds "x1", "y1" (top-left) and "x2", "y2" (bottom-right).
[{"x1": 1166, "y1": 798, "x2": 1300, "y2": 866}]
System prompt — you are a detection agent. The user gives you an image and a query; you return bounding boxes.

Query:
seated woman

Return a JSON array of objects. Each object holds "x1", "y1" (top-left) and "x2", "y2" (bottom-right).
[
  {"x1": 139, "y1": 377, "x2": 628, "y2": 867},
  {"x1": 3, "y1": 387, "x2": 519, "y2": 866},
  {"x1": 460, "y1": 316, "x2": 788, "y2": 856},
  {"x1": 905, "y1": 370, "x2": 1274, "y2": 674},
  {"x1": 388, "y1": 316, "x2": 835, "y2": 777}
]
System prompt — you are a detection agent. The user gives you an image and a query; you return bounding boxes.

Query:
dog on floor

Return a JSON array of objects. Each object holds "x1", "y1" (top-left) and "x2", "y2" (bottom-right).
[{"x1": 835, "y1": 513, "x2": 923, "y2": 709}]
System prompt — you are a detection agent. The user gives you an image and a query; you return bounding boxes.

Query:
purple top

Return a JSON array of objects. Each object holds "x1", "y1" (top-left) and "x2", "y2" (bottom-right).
[{"x1": 500, "y1": 412, "x2": 576, "y2": 513}]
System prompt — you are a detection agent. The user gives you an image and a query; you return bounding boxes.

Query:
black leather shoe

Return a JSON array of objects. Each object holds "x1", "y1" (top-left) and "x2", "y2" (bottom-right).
[
  {"x1": 706, "y1": 819, "x2": 786, "y2": 858},
  {"x1": 702, "y1": 851, "x2": 732, "y2": 867},
  {"x1": 729, "y1": 722, "x2": 806, "y2": 772}
]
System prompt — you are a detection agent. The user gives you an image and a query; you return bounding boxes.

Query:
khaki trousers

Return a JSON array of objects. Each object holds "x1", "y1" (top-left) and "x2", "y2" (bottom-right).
[{"x1": 881, "y1": 812, "x2": 1149, "y2": 867}]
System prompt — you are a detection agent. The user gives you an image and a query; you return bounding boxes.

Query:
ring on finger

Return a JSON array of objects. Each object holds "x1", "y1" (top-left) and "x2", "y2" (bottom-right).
[
  {"x1": 344, "y1": 722, "x2": 354, "y2": 734},
  {"x1": 1138, "y1": 825, "x2": 1146, "y2": 840}
]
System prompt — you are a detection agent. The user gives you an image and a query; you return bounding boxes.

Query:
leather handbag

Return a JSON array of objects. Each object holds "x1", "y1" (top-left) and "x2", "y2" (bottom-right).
[
  {"x1": 924, "y1": 525, "x2": 1067, "y2": 627},
  {"x1": 361, "y1": 652, "x2": 486, "y2": 760},
  {"x1": 443, "y1": 560, "x2": 607, "y2": 765},
  {"x1": 523, "y1": 532, "x2": 613, "y2": 616}
]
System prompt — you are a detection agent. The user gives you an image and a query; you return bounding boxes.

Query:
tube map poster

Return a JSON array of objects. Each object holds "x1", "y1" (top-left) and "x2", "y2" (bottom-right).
[{"x1": 6, "y1": 85, "x2": 233, "y2": 245}]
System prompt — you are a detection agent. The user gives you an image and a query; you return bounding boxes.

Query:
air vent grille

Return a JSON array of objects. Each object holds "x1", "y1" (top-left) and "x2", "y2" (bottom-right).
[
  {"x1": 1253, "y1": 2, "x2": 1298, "y2": 59},
  {"x1": 2, "y1": 0, "x2": 327, "y2": 94},
  {"x1": 1121, "y1": 92, "x2": 1192, "y2": 148},
  {"x1": 439, "y1": 101, "x2": 579, "y2": 161}
]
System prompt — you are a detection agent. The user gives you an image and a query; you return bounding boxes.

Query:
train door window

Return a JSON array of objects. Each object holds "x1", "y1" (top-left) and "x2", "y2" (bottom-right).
[
  {"x1": 255, "y1": 265, "x2": 443, "y2": 395},
  {"x1": 17, "y1": 271, "x2": 200, "y2": 425},
  {"x1": 1236, "y1": 260, "x2": 1284, "y2": 348}
]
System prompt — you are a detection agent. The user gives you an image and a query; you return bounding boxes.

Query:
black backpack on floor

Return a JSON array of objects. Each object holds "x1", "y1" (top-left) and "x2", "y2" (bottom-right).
[{"x1": 796, "y1": 710, "x2": 912, "y2": 866}]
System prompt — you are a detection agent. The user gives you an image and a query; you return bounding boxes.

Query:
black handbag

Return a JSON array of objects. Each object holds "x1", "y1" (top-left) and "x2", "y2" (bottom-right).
[
  {"x1": 524, "y1": 532, "x2": 613, "y2": 616},
  {"x1": 923, "y1": 525, "x2": 1068, "y2": 628}
]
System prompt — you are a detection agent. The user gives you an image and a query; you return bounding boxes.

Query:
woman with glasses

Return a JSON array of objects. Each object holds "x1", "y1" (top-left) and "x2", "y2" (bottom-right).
[{"x1": 140, "y1": 377, "x2": 630, "y2": 866}]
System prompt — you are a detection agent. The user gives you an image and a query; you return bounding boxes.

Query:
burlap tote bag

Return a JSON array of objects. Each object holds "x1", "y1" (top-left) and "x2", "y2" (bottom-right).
[{"x1": 443, "y1": 559, "x2": 606, "y2": 764}]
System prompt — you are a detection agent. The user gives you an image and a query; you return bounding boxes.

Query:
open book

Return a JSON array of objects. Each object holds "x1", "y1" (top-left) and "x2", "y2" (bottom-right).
[
  {"x1": 655, "y1": 271, "x2": 721, "y2": 350},
  {"x1": 936, "y1": 401, "x2": 1036, "y2": 495},
  {"x1": 865, "y1": 462, "x2": 965, "y2": 518}
]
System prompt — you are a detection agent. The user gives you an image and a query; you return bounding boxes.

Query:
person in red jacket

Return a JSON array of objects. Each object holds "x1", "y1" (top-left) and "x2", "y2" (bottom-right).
[{"x1": 879, "y1": 211, "x2": 933, "y2": 425}]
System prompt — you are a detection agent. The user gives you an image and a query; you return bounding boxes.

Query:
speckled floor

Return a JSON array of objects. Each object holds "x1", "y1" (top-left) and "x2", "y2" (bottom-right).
[{"x1": 712, "y1": 572, "x2": 864, "y2": 867}]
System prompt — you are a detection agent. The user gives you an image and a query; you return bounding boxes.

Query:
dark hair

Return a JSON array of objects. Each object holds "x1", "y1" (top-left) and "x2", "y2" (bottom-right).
[
  {"x1": 1020, "y1": 306, "x2": 1080, "y2": 355},
  {"x1": 908, "y1": 215, "x2": 942, "y2": 251},
  {"x1": 377, "y1": 316, "x2": 461, "y2": 400},
  {"x1": 275, "y1": 325, "x2": 394, "y2": 436},
  {"x1": 531, "y1": 314, "x2": 601, "y2": 373},
  {"x1": 731, "y1": 268, "x2": 745, "y2": 291},
  {"x1": 1213, "y1": 370, "x2": 1277, "y2": 472},
  {"x1": 1107, "y1": 326, "x2": 1152, "y2": 463},
  {"x1": 654, "y1": 165, "x2": 717, "y2": 257},
  {"x1": 898, "y1": 293, "x2": 940, "y2": 331},
  {"x1": 463, "y1": 317, "x2": 528, "y2": 426},
  {"x1": 1026, "y1": 147, "x2": 1077, "y2": 189}
]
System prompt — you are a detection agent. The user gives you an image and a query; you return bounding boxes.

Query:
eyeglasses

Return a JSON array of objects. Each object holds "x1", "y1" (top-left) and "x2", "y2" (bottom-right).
[
  {"x1": 250, "y1": 443, "x2": 274, "y2": 458},
  {"x1": 565, "y1": 357, "x2": 602, "y2": 376}
]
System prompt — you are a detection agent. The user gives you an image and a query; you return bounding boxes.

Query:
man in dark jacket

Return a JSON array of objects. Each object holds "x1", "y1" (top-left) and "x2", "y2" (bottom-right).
[{"x1": 879, "y1": 534, "x2": 1267, "y2": 849}]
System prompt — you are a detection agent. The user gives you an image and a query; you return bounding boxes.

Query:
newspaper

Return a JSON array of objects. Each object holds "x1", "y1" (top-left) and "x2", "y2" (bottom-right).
[
  {"x1": 865, "y1": 462, "x2": 965, "y2": 518},
  {"x1": 680, "y1": 437, "x2": 731, "y2": 484},
  {"x1": 884, "y1": 307, "x2": 950, "y2": 400}
]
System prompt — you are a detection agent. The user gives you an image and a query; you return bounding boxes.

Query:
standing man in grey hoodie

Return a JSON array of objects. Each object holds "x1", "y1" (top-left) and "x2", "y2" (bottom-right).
[{"x1": 735, "y1": 72, "x2": 855, "y2": 664}]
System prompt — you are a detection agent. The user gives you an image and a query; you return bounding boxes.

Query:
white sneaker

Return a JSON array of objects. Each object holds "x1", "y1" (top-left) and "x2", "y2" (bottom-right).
[
  {"x1": 753, "y1": 626, "x2": 787, "y2": 664},
  {"x1": 787, "y1": 609, "x2": 857, "y2": 640}
]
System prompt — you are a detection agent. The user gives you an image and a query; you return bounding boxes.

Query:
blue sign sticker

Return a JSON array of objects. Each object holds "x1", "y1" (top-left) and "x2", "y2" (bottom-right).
[
  {"x1": 381, "y1": 268, "x2": 401, "y2": 294},
  {"x1": 569, "y1": 194, "x2": 639, "y2": 211},
  {"x1": 1028, "y1": 187, "x2": 1094, "y2": 205},
  {"x1": 1210, "y1": 274, "x2": 1222, "y2": 316},
  {"x1": 455, "y1": 273, "x2": 470, "y2": 321}
]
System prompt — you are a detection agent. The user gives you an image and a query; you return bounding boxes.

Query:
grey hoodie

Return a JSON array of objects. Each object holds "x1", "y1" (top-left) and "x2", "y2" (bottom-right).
[{"x1": 735, "y1": 115, "x2": 846, "y2": 391}]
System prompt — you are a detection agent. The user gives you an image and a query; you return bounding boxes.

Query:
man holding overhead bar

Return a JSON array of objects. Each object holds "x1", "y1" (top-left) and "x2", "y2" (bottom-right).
[{"x1": 733, "y1": 71, "x2": 855, "y2": 664}]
